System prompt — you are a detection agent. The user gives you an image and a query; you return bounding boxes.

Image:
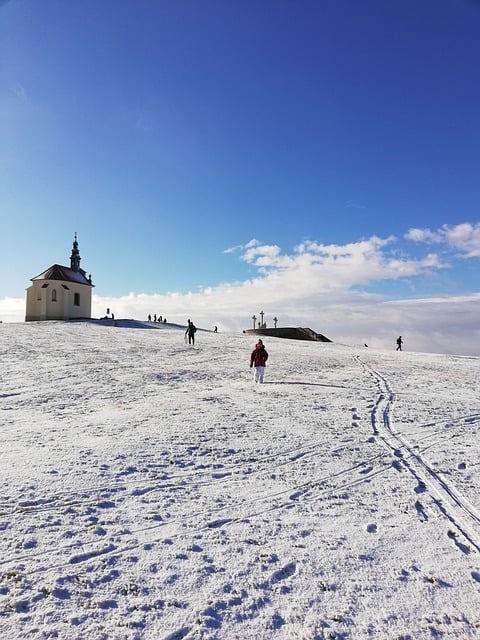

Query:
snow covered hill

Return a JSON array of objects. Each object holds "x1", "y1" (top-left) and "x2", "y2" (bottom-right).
[{"x1": 1, "y1": 321, "x2": 479, "y2": 639}]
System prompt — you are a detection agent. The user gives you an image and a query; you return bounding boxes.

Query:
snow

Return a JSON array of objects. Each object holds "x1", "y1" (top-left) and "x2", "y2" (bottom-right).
[{"x1": 1, "y1": 320, "x2": 480, "y2": 640}]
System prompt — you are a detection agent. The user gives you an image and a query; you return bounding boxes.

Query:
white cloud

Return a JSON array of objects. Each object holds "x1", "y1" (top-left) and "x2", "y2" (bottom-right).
[
  {"x1": 327, "y1": 292, "x2": 480, "y2": 356},
  {"x1": 236, "y1": 235, "x2": 445, "y2": 289},
  {"x1": 406, "y1": 222, "x2": 480, "y2": 257},
  {"x1": 405, "y1": 228, "x2": 439, "y2": 243},
  {"x1": 0, "y1": 297, "x2": 25, "y2": 323},
  {"x1": 241, "y1": 242, "x2": 282, "y2": 266},
  {"x1": 2, "y1": 232, "x2": 479, "y2": 356},
  {"x1": 4, "y1": 288, "x2": 478, "y2": 356},
  {"x1": 222, "y1": 244, "x2": 243, "y2": 254}
]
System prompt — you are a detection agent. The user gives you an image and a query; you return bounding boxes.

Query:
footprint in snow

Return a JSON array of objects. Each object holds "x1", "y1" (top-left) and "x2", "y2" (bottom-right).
[
  {"x1": 289, "y1": 489, "x2": 305, "y2": 500},
  {"x1": 131, "y1": 486, "x2": 155, "y2": 496},
  {"x1": 23, "y1": 538, "x2": 38, "y2": 549},
  {"x1": 415, "y1": 500, "x2": 428, "y2": 522},
  {"x1": 447, "y1": 530, "x2": 471, "y2": 555},
  {"x1": 97, "y1": 500, "x2": 116, "y2": 509},
  {"x1": 207, "y1": 518, "x2": 231, "y2": 529},
  {"x1": 163, "y1": 627, "x2": 190, "y2": 640},
  {"x1": 414, "y1": 482, "x2": 427, "y2": 494},
  {"x1": 69, "y1": 543, "x2": 116, "y2": 564},
  {"x1": 211, "y1": 471, "x2": 230, "y2": 479},
  {"x1": 271, "y1": 562, "x2": 296, "y2": 583},
  {"x1": 359, "y1": 466, "x2": 373, "y2": 475}
]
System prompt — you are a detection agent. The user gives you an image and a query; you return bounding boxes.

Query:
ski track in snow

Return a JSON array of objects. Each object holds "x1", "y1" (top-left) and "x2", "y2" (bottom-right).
[
  {"x1": 356, "y1": 355, "x2": 480, "y2": 553},
  {"x1": 1, "y1": 323, "x2": 480, "y2": 639}
]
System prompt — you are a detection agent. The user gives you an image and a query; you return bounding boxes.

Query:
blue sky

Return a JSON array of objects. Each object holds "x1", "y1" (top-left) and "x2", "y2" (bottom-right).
[{"x1": 1, "y1": 0, "x2": 480, "y2": 354}]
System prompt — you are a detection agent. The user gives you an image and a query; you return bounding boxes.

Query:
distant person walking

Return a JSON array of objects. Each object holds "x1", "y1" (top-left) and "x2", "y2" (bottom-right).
[
  {"x1": 250, "y1": 339, "x2": 268, "y2": 384},
  {"x1": 185, "y1": 319, "x2": 197, "y2": 345},
  {"x1": 396, "y1": 336, "x2": 403, "y2": 351}
]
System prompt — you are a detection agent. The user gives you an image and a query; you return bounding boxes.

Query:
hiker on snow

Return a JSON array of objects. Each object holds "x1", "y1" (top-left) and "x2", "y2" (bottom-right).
[
  {"x1": 250, "y1": 339, "x2": 268, "y2": 384},
  {"x1": 396, "y1": 335, "x2": 403, "y2": 351},
  {"x1": 185, "y1": 319, "x2": 197, "y2": 345}
]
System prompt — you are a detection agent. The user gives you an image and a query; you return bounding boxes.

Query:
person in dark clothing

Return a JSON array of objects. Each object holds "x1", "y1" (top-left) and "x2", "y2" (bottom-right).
[
  {"x1": 396, "y1": 336, "x2": 403, "y2": 351},
  {"x1": 250, "y1": 339, "x2": 268, "y2": 383},
  {"x1": 185, "y1": 319, "x2": 197, "y2": 345}
]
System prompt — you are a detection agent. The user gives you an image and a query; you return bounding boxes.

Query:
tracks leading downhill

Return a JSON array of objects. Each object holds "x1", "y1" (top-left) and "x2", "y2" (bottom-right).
[{"x1": 356, "y1": 355, "x2": 480, "y2": 553}]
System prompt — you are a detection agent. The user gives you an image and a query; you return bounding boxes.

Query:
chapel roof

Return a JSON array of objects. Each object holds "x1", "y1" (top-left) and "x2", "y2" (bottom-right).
[{"x1": 31, "y1": 264, "x2": 93, "y2": 286}]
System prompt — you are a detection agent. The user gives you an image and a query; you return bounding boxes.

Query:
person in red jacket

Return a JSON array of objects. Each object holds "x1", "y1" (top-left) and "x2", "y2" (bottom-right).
[{"x1": 250, "y1": 339, "x2": 268, "y2": 384}]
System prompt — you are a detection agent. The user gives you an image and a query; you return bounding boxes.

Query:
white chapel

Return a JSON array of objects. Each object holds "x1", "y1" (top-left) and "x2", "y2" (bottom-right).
[{"x1": 25, "y1": 234, "x2": 94, "y2": 322}]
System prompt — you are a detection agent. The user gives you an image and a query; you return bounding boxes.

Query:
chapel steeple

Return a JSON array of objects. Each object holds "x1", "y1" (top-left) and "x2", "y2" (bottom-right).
[{"x1": 70, "y1": 232, "x2": 81, "y2": 272}]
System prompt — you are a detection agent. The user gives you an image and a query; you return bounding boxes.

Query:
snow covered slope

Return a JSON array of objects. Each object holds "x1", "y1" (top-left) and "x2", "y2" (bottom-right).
[{"x1": 1, "y1": 321, "x2": 479, "y2": 639}]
